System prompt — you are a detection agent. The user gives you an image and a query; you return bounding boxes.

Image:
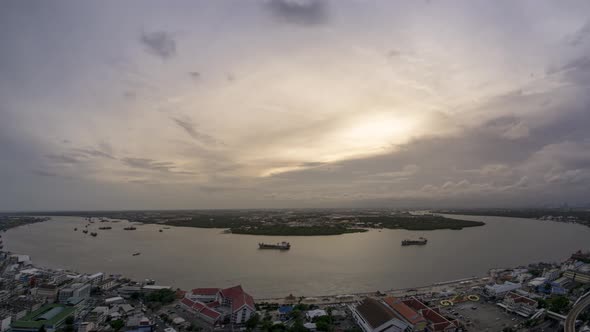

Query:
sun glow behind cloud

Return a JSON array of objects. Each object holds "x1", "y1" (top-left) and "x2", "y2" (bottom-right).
[{"x1": 2, "y1": 0, "x2": 590, "y2": 209}]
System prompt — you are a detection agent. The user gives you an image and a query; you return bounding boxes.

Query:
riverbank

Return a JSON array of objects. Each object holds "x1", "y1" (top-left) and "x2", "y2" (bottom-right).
[{"x1": 0, "y1": 215, "x2": 49, "y2": 232}]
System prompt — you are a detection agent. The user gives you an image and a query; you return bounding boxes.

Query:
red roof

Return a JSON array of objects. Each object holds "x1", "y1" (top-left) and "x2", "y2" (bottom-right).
[
  {"x1": 192, "y1": 288, "x2": 220, "y2": 296},
  {"x1": 181, "y1": 298, "x2": 195, "y2": 307},
  {"x1": 199, "y1": 307, "x2": 222, "y2": 320},
  {"x1": 220, "y1": 285, "x2": 255, "y2": 312},
  {"x1": 402, "y1": 297, "x2": 456, "y2": 332},
  {"x1": 505, "y1": 292, "x2": 537, "y2": 306},
  {"x1": 192, "y1": 301, "x2": 206, "y2": 311},
  {"x1": 206, "y1": 301, "x2": 220, "y2": 308},
  {"x1": 383, "y1": 297, "x2": 426, "y2": 325}
]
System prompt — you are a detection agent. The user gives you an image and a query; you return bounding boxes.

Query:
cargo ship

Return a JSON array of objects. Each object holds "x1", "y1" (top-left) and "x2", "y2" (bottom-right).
[
  {"x1": 258, "y1": 241, "x2": 291, "y2": 250},
  {"x1": 98, "y1": 226, "x2": 112, "y2": 230},
  {"x1": 123, "y1": 226, "x2": 137, "y2": 231},
  {"x1": 401, "y1": 237, "x2": 427, "y2": 246}
]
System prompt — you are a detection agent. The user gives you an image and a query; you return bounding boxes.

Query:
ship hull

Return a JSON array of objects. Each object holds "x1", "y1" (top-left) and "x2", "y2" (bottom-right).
[{"x1": 258, "y1": 243, "x2": 291, "y2": 250}]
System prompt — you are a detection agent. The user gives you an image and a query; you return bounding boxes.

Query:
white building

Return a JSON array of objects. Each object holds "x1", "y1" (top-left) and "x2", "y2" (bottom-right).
[
  {"x1": 542, "y1": 268, "x2": 560, "y2": 281},
  {"x1": 58, "y1": 283, "x2": 91, "y2": 303},
  {"x1": 484, "y1": 282, "x2": 521, "y2": 298},
  {"x1": 498, "y1": 292, "x2": 538, "y2": 318},
  {"x1": 182, "y1": 285, "x2": 255, "y2": 325},
  {"x1": 305, "y1": 309, "x2": 327, "y2": 321},
  {"x1": 86, "y1": 273, "x2": 104, "y2": 285}
]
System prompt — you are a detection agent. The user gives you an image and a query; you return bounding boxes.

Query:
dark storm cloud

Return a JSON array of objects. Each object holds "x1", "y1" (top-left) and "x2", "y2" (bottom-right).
[
  {"x1": 140, "y1": 30, "x2": 176, "y2": 59},
  {"x1": 171, "y1": 117, "x2": 221, "y2": 146},
  {"x1": 265, "y1": 0, "x2": 328, "y2": 26}
]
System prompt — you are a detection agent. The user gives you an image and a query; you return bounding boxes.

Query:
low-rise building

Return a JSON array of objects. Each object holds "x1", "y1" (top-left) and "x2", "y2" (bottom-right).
[
  {"x1": 564, "y1": 264, "x2": 590, "y2": 284},
  {"x1": 10, "y1": 304, "x2": 75, "y2": 332},
  {"x1": 498, "y1": 292, "x2": 538, "y2": 318},
  {"x1": 550, "y1": 277, "x2": 571, "y2": 295},
  {"x1": 542, "y1": 268, "x2": 560, "y2": 281},
  {"x1": 86, "y1": 272, "x2": 104, "y2": 285},
  {"x1": 98, "y1": 278, "x2": 117, "y2": 291},
  {"x1": 350, "y1": 298, "x2": 410, "y2": 332},
  {"x1": 87, "y1": 306, "x2": 108, "y2": 324},
  {"x1": 36, "y1": 284, "x2": 58, "y2": 301},
  {"x1": 187, "y1": 288, "x2": 220, "y2": 303},
  {"x1": 181, "y1": 285, "x2": 255, "y2": 325},
  {"x1": 484, "y1": 281, "x2": 522, "y2": 298},
  {"x1": 58, "y1": 283, "x2": 90, "y2": 304},
  {"x1": 125, "y1": 315, "x2": 154, "y2": 332},
  {"x1": 383, "y1": 297, "x2": 427, "y2": 331},
  {"x1": 305, "y1": 309, "x2": 327, "y2": 321},
  {"x1": 402, "y1": 297, "x2": 459, "y2": 332}
]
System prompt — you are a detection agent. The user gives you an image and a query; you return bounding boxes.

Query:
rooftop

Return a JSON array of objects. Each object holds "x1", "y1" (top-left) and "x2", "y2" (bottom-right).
[
  {"x1": 355, "y1": 298, "x2": 396, "y2": 329},
  {"x1": 11, "y1": 304, "x2": 75, "y2": 329},
  {"x1": 383, "y1": 296, "x2": 426, "y2": 325}
]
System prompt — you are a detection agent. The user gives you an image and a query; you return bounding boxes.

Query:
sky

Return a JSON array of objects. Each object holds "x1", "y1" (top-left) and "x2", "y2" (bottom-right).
[{"x1": 2, "y1": 0, "x2": 590, "y2": 211}]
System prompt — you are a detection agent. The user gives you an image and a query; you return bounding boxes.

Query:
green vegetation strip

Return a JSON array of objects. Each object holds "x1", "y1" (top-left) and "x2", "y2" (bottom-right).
[
  {"x1": 231, "y1": 225, "x2": 367, "y2": 236},
  {"x1": 358, "y1": 215, "x2": 484, "y2": 230}
]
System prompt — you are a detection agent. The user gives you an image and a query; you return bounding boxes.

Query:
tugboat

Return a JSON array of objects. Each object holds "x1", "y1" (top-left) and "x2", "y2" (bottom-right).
[
  {"x1": 401, "y1": 237, "x2": 427, "y2": 246},
  {"x1": 123, "y1": 226, "x2": 137, "y2": 231},
  {"x1": 90, "y1": 232, "x2": 98, "y2": 237},
  {"x1": 258, "y1": 241, "x2": 291, "y2": 250}
]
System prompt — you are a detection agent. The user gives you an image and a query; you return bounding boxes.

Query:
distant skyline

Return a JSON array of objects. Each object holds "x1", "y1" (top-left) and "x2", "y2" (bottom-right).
[{"x1": 2, "y1": 1, "x2": 590, "y2": 210}]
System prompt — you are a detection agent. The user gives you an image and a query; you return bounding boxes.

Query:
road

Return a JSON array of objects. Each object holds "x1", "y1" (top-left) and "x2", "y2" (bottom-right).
[{"x1": 565, "y1": 292, "x2": 590, "y2": 332}]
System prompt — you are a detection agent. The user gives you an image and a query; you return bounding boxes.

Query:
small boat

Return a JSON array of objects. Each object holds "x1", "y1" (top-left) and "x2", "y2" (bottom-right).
[
  {"x1": 401, "y1": 237, "x2": 427, "y2": 246},
  {"x1": 82, "y1": 230, "x2": 88, "y2": 234},
  {"x1": 99, "y1": 226, "x2": 112, "y2": 230},
  {"x1": 74, "y1": 228, "x2": 78, "y2": 231},
  {"x1": 132, "y1": 252, "x2": 141, "y2": 256},
  {"x1": 123, "y1": 226, "x2": 137, "y2": 231},
  {"x1": 90, "y1": 232, "x2": 98, "y2": 237},
  {"x1": 159, "y1": 229, "x2": 163, "y2": 232},
  {"x1": 258, "y1": 241, "x2": 291, "y2": 250}
]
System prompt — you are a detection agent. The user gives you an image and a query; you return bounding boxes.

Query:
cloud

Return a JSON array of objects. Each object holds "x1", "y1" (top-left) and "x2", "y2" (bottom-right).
[
  {"x1": 121, "y1": 157, "x2": 178, "y2": 173},
  {"x1": 299, "y1": 161, "x2": 325, "y2": 167},
  {"x1": 189, "y1": 72, "x2": 200, "y2": 81},
  {"x1": 72, "y1": 147, "x2": 115, "y2": 160},
  {"x1": 45, "y1": 153, "x2": 82, "y2": 164},
  {"x1": 483, "y1": 116, "x2": 530, "y2": 139},
  {"x1": 31, "y1": 169, "x2": 58, "y2": 177},
  {"x1": 264, "y1": 0, "x2": 328, "y2": 26},
  {"x1": 140, "y1": 30, "x2": 176, "y2": 59},
  {"x1": 567, "y1": 20, "x2": 590, "y2": 47},
  {"x1": 171, "y1": 117, "x2": 221, "y2": 146}
]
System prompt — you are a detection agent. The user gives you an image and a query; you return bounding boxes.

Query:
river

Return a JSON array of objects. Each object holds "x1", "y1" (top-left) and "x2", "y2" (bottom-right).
[{"x1": 3, "y1": 214, "x2": 589, "y2": 298}]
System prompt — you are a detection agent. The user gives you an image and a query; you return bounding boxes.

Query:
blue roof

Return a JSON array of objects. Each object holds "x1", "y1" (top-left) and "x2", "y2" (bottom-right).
[{"x1": 278, "y1": 306, "x2": 293, "y2": 314}]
